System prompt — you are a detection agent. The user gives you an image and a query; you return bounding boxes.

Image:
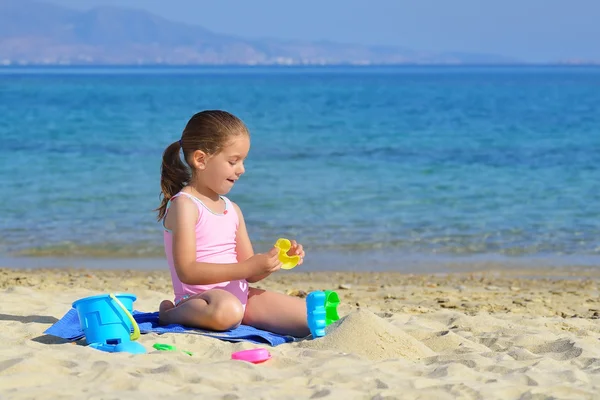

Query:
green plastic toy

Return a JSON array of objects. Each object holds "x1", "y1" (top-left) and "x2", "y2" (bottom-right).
[
  {"x1": 153, "y1": 343, "x2": 193, "y2": 356},
  {"x1": 323, "y1": 290, "x2": 340, "y2": 326}
]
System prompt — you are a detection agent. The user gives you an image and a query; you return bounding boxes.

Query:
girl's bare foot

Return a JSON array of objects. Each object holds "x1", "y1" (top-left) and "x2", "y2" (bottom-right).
[{"x1": 158, "y1": 300, "x2": 175, "y2": 325}]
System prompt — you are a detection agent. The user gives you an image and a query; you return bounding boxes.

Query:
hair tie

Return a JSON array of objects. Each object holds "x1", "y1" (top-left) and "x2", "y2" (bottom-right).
[{"x1": 178, "y1": 139, "x2": 183, "y2": 147}]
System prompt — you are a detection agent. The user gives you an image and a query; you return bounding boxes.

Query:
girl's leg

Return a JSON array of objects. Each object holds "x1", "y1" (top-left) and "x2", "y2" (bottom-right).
[
  {"x1": 159, "y1": 289, "x2": 244, "y2": 331},
  {"x1": 242, "y1": 287, "x2": 310, "y2": 337}
]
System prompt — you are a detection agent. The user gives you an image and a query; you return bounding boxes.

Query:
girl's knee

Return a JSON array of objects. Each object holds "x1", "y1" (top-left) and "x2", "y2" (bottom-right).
[{"x1": 209, "y1": 297, "x2": 244, "y2": 331}]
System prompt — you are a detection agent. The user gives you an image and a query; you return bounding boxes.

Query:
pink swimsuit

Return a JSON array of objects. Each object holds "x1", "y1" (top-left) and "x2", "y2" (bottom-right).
[{"x1": 163, "y1": 192, "x2": 249, "y2": 308}]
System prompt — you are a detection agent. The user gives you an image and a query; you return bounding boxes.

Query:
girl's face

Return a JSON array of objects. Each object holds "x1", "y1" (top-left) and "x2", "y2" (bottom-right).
[{"x1": 199, "y1": 135, "x2": 250, "y2": 196}]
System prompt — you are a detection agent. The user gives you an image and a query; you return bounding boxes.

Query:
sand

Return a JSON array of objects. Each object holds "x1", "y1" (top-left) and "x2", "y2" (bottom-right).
[{"x1": 1, "y1": 266, "x2": 600, "y2": 399}]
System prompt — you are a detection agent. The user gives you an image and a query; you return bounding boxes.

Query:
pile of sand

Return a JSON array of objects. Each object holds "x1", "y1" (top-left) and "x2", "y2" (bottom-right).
[{"x1": 298, "y1": 309, "x2": 435, "y2": 361}]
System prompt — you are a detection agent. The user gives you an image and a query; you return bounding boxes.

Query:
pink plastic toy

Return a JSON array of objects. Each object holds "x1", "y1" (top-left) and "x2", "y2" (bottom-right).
[{"x1": 231, "y1": 348, "x2": 272, "y2": 364}]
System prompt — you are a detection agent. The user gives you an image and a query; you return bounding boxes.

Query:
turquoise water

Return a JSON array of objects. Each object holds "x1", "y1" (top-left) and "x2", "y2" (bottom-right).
[{"x1": 1, "y1": 66, "x2": 599, "y2": 270}]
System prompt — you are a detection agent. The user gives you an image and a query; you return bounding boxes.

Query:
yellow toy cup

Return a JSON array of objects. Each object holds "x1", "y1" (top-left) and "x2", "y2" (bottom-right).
[{"x1": 274, "y1": 238, "x2": 301, "y2": 270}]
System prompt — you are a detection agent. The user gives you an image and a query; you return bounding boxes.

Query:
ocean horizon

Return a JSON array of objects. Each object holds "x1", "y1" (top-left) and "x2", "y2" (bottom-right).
[{"x1": 1, "y1": 65, "x2": 599, "y2": 271}]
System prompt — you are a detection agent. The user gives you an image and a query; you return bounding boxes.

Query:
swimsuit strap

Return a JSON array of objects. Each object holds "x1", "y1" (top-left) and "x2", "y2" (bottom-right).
[{"x1": 162, "y1": 192, "x2": 203, "y2": 231}]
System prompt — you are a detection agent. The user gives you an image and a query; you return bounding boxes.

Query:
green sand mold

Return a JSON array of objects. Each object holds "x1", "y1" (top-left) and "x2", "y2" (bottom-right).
[
  {"x1": 153, "y1": 343, "x2": 193, "y2": 356},
  {"x1": 323, "y1": 290, "x2": 340, "y2": 326}
]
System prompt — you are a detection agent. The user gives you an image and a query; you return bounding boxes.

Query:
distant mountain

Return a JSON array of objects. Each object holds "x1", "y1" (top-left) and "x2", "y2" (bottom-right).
[{"x1": 0, "y1": 0, "x2": 518, "y2": 65}]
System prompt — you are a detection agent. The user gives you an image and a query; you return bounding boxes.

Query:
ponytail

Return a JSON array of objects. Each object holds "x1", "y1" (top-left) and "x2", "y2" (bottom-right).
[{"x1": 156, "y1": 140, "x2": 189, "y2": 221}]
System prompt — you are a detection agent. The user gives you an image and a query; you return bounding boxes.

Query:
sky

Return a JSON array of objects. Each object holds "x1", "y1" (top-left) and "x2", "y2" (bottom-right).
[{"x1": 45, "y1": 0, "x2": 600, "y2": 62}]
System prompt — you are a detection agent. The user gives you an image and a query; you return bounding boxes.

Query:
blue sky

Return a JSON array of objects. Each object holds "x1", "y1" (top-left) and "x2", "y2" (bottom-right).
[{"x1": 46, "y1": 0, "x2": 599, "y2": 62}]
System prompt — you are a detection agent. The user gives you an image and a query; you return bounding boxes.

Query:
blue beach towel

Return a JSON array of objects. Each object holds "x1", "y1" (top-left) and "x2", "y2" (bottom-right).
[{"x1": 44, "y1": 308, "x2": 295, "y2": 346}]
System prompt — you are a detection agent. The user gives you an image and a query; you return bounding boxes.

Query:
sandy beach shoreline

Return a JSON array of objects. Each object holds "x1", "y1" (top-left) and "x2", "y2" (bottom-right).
[{"x1": 1, "y1": 266, "x2": 600, "y2": 399}]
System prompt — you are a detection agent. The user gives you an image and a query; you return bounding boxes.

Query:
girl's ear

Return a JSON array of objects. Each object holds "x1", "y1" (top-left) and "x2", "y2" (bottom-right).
[{"x1": 191, "y1": 150, "x2": 207, "y2": 170}]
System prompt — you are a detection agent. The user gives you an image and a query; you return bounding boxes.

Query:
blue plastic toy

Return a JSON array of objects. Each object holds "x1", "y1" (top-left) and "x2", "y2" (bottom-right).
[
  {"x1": 72, "y1": 293, "x2": 146, "y2": 354},
  {"x1": 306, "y1": 291, "x2": 327, "y2": 338}
]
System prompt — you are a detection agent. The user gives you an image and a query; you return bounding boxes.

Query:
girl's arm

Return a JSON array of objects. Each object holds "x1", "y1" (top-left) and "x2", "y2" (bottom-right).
[
  {"x1": 232, "y1": 202, "x2": 272, "y2": 283},
  {"x1": 167, "y1": 197, "x2": 255, "y2": 285}
]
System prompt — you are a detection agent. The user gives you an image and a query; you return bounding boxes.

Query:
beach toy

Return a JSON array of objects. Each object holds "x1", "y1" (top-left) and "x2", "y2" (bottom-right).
[
  {"x1": 323, "y1": 290, "x2": 340, "y2": 326},
  {"x1": 153, "y1": 343, "x2": 193, "y2": 356},
  {"x1": 306, "y1": 291, "x2": 327, "y2": 338},
  {"x1": 231, "y1": 348, "x2": 271, "y2": 364},
  {"x1": 274, "y1": 238, "x2": 301, "y2": 270},
  {"x1": 72, "y1": 293, "x2": 146, "y2": 354}
]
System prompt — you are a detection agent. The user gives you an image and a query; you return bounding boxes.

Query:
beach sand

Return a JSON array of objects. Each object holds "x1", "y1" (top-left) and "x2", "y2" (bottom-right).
[{"x1": 1, "y1": 266, "x2": 600, "y2": 399}]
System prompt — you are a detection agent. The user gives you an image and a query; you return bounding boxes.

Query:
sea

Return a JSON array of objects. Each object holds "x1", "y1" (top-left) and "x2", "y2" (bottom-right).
[{"x1": 1, "y1": 65, "x2": 599, "y2": 272}]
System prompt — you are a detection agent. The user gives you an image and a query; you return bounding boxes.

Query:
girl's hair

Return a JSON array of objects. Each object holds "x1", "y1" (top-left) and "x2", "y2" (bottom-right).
[{"x1": 156, "y1": 110, "x2": 249, "y2": 221}]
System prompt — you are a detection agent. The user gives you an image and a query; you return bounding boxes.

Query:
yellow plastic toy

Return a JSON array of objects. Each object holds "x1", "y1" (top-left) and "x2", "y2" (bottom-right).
[{"x1": 274, "y1": 238, "x2": 301, "y2": 270}]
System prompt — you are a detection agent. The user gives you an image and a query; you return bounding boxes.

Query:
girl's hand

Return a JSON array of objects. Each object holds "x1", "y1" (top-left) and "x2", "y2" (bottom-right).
[
  {"x1": 247, "y1": 247, "x2": 283, "y2": 275},
  {"x1": 287, "y1": 240, "x2": 305, "y2": 266}
]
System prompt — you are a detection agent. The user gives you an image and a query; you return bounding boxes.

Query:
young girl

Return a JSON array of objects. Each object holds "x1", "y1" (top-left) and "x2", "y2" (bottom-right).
[{"x1": 156, "y1": 110, "x2": 309, "y2": 338}]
